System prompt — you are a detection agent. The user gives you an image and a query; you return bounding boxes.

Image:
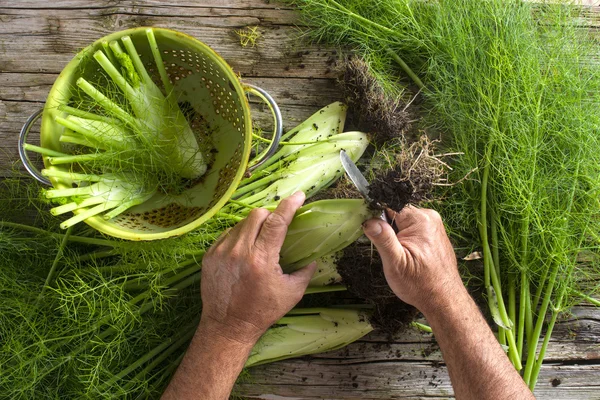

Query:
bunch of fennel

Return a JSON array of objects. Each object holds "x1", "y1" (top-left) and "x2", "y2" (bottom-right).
[
  {"x1": 288, "y1": 0, "x2": 600, "y2": 389},
  {"x1": 2, "y1": 101, "x2": 381, "y2": 398},
  {"x1": 26, "y1": 29, "x2": 207, "y2": 229}
]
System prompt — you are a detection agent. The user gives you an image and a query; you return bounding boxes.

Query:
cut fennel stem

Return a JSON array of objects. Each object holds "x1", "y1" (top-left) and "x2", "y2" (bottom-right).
[
  {"x1": 42, "y1": 170, "x2": 154, "y2": 229},
  {"x1": 246, "y1": 308, "x2": 373, "y2": 367}
]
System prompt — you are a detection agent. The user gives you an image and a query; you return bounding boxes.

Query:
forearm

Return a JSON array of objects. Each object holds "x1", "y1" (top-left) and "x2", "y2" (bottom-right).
[
  {"x1": 422, "y1": 285, "x2": 534, "y2": 400},
  {"x1": 162, "y1": 193, "x2": 315, "y2": 399},
  {"x1": 161, "y1": 320, "x2": 255, "y2": 400}
]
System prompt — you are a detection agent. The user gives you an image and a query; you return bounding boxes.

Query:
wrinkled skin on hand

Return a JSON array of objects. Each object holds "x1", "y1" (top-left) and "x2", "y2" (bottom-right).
[
  {"x1": 200, "y1": 191, "x2": 317, "y2": 345},
  {"x1": 362, "y1": 206, "x2": 461, "y2": 314}
]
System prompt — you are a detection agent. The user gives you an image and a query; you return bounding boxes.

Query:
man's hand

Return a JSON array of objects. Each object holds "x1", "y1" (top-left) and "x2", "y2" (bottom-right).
[
  {"x1": 363, "y1": 206, "x2": 535, "y2": 400},
  {"x1": 362, "y1": 206, "x2": 461, "y2": 313},
  {"x1": 200, "y1": 191, "x2": 318, "y2": 345},
  {"x1": 162, "y1": 192, "x2": 317, "y2": 400}
]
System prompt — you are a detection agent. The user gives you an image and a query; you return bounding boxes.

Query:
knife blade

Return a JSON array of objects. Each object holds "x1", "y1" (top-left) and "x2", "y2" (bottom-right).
[
  {"x1": 339, "y1": 150, "x2": 372, "y2": 202},
  {"x1": 340, "y1": 150, "x2": 397, "y2": 231}
]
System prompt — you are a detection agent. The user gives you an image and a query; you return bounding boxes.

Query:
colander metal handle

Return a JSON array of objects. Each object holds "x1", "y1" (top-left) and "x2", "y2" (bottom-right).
[
  {"x1": 243, "y1": 83, "x2": 283, "y2": 172},
  {"x1": 19, "y1": 108, "x2": 52, "y2": 185}
]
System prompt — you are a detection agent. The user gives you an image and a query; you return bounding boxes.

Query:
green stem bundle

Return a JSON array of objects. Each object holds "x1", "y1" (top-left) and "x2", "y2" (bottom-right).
[
  {"x1": 289, "y1": 0, "x2": 600, "y2": 390},
  {"x1": 25, "y1": 28, "x2": 212, "y2": 229}
]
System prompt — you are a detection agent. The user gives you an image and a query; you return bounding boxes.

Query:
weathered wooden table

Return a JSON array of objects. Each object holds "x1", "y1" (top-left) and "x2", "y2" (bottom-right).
[{"x1": 1, "y1": 1, "x2": 599, "y2": 398}]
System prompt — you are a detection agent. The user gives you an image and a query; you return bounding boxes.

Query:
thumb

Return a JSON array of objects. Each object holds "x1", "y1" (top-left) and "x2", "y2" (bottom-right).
[
  {"x1": 288, "y1": 261, "x2": 318, "y2": 291},
  {"x1": 363, "y1": 219, "x2": 406, "y2": 267}
]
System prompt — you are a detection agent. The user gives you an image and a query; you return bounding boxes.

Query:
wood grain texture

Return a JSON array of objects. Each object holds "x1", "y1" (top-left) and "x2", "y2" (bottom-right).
[
  {"x1": 238, "y1": 305, "x2": 600, "y2": 399},
  {"x1": 1, "y1": 1, "x2": 599, "y2": 398},
  {"x1": 0, "y1": 0, "x2": 342, "y2": 177}
]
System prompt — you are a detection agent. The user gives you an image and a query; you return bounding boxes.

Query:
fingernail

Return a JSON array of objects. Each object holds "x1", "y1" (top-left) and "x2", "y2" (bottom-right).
[
  {"x1": 363, "y1": 220, "x2": 383, "y2": 236},
  {"x1": 292, "y1": 191, "x2": 305, "y2": 200}
]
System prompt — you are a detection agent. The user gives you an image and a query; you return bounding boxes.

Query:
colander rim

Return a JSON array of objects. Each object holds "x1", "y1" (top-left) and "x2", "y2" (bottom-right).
[{"x1": 40, "y1": 27, "x2": 254, "y2": 241}]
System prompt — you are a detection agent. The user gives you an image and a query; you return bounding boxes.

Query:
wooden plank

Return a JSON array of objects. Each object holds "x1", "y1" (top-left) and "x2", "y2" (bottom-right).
[
  {"x1": 0, "y1": 73, "x2": 340, "y2": 107},
  {"x1": 0, "y1": 8, "x2": 338, "y2": 78},
  {"x1": 1, "y1": 1, "x2": 600, "y2": 398},
  {"x1": 237, "y1": 361, "x2": 600, "y2": 399},
  {"x1": 0, "y1": 0, "x2": 294, "y2": 10},
  {"x1": 0, "y1": 72, "x2": 56, "y2": 102},
  {"x1": 0, "y1": 7, "x2": 297, "y2": 33}
]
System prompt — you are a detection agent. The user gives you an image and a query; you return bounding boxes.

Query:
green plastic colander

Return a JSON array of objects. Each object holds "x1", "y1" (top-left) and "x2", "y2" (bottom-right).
[{"x1": 19, "y1": 27, "x2": 282, "y2": 241}]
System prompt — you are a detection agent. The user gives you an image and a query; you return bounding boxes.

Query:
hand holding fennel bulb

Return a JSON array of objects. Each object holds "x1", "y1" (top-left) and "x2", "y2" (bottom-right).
[
  {"x1": 200, "y1": 191, "x2": 318, "y2": 344},
  {"x1": 163, "y1": 192, "x2": 318, "y2": 399}
]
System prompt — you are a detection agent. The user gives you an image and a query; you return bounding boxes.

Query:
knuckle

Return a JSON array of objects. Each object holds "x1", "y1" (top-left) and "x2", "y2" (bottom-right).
[
  {"x1": 415, "y1": 208, "x2": 440, "y2": 226},
  {"x1": 205, "y1": 244, "x2": 216, "y2": 257},
  {"x1": 417, "y1": 208, "x2": 432, "y2": 221},
  {"x1": 264, "y1": 211, "x2": 286, "y2": 229},
  {"x1": 426, "y1": 209, "x2": 442, "y2": 221},
  {"x1": 402, "y1": 205, "x2": 419, "y2": 217},
  {"x1": 249, "y1": 252, "x2": 266, "y2": 269},
  {"x1": 205, "y1": 243, "x2": 221, "y2": 259},
  {"x1": 400, "y1": 209, "x2": 421, "y2": 225},
  {"x1": 201, "y1": 256, "x2": 212, "y2": 269},
  {"x1": 228, "y1": 245, "x2": 244, "y2": 261}
]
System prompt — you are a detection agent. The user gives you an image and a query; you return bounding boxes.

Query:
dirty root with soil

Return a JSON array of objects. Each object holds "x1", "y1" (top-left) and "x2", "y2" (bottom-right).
[
  {"x1": 337, "y1": 164, "x2": 418, "y2": 335},
  {"x1": 339, "y1": 56, "x2": 413, "y2": 145},
  {"x1": 308, "y1": 55, "x2": 451, "y2": 336},
  {"x1": 333, "y1": 137, "x2": 449, "y2": 334}
]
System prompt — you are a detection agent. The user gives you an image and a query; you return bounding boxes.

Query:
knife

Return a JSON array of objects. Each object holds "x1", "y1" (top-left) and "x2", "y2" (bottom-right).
[{"x1": 339, "y1": 150, "x2": 397, "y2": 231}]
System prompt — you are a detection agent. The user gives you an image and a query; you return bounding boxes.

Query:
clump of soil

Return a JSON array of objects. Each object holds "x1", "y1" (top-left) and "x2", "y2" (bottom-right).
[
  {"x1": 367, "y1": 135, "x2": 451, "y2": 209},
  {"x1": 337, "y1": 244, "x2": 419, "y2": 335},
  {"x1": 338, "y1": 56, "x2": 413, "y2": 145},
  {"x1": 368, "y1": 168, "x2": 413, "y2": 212}
]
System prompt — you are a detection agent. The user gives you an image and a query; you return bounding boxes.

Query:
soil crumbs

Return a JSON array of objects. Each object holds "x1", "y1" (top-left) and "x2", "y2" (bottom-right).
[
  {"x1": 368, "y1": 168, "x2": 413, "y2": 212},
  {"x1": 337, "y1": 243, "x2": 419, "y2": 335}
]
